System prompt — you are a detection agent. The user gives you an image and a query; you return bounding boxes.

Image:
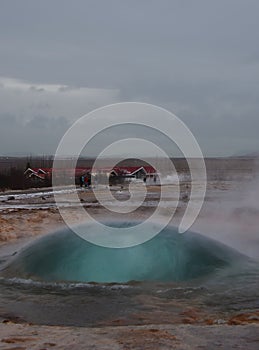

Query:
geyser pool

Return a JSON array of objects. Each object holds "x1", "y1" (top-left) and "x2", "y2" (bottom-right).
[{"x1": 0, "y1": 222, "x2": 246, "y2": 283}]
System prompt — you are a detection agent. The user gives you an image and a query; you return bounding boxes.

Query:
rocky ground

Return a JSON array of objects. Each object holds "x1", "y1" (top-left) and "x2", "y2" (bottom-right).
[
  {"x1": 0, "y1": 322, "x2": 259, "y2": 350},
  {"x1": 0, "y1": 180, "x2": 236, "y2": 244}
]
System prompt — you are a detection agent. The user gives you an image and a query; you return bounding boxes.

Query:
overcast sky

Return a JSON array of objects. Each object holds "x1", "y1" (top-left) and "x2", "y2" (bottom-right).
[{"x1": 0, "y1": 0, "x2": 258, "y2": 157}]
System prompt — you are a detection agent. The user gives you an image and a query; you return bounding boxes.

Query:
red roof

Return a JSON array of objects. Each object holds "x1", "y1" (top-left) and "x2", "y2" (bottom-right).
[
  {"x1": 112, "y1": 166, "x2": 156, "y2": 176},
  {"x1": 27, "y1": 165, "x2": 157, "y2": 179}
]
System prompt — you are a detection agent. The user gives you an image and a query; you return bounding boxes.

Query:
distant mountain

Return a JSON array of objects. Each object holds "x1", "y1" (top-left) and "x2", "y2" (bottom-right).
[{"x1": 230, "y1": 151, "x2": 259, "y2": 158}]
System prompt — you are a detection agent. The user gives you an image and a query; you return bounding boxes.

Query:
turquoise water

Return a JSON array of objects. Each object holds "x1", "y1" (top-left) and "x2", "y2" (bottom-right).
[
  {"x1": 0, "y1": 222, "x2": 246, "y2": 283},
  {"x1": 0, "y1": 222, "x2": 258, "y2": 326}
]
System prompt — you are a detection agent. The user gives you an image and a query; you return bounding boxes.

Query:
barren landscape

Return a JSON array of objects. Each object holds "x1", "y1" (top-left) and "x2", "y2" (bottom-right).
[{"x1": 0, "y1": 164, "x2": 258, "y2": 349}]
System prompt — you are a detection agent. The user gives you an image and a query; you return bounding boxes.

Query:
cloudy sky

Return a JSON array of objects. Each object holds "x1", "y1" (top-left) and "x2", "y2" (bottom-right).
[{"x1": 0, "y1": 0, "x2": 258, "y2": 157}]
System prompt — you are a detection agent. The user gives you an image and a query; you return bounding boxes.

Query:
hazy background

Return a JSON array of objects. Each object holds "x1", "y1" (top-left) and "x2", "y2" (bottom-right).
[{"x1": 0, "y1": 0, "x2": 258, "y2": 157}]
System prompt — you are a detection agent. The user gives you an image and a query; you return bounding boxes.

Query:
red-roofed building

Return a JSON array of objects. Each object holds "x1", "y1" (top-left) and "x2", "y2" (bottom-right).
[{"x1": 24, "y1": 165, "x2": 158, "y2": 185}]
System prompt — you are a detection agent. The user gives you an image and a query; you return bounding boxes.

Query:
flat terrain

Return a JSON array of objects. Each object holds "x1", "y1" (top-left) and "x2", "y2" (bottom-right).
[
  {"x1": 0, "y1": 323, "x2": 259, "y2": 350},
  {"x1": 0, "y1": 171, "x2": 259, "y2": 349}
]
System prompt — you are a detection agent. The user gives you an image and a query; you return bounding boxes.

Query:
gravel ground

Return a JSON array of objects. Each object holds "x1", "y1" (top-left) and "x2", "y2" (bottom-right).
[{"x1": 0, "y1": 323, "x2": 259, "y2": 350}]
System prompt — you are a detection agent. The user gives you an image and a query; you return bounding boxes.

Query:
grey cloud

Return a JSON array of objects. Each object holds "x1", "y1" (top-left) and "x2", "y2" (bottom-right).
[
  {"x1": 0, "y1": 113, "x2": 71, "y2": 155},
  {"x1": 26, "y1": 115, "x2": 70, "y2": 130},
  {"x1": 30, "y1": 86, "x2": 45, "y2": 92},
  {"x1": 0, "y1": 0, "x2": 258, "y2": 156},
  {"x1": 0, "y1": 113, "x2": 18, "y2": 127},
  {"x1": 29, "y1": 102, "x2": 50, "y2": 111},
  {"x1": 58, "y1": 86, "x2": 74, "y2": 92}
]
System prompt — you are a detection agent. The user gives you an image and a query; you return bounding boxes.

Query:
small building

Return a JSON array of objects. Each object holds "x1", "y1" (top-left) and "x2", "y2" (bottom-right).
[
  {"x1": 24, "y1": 167, "x2": 48, "y2": 181},
  {"x1": 24, "y1": 165, "x2": 158, "y2": 187},
  {"x1": 109, "y1": 166, "x2": 157, "y2": 184}
]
